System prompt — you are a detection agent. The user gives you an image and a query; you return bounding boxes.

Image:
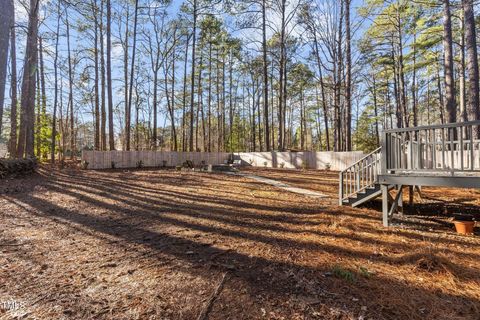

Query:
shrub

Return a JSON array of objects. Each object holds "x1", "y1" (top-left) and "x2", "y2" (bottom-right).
[
  {"x1": 162, "y1": 160, "x2": 167, "y2": 167},
  {"x1": 0, "y1": 158, "x2": 38, "y2": 179},
  {"x1": 136, "y1": 160, "x2": 143, "y2": 168},
  {"x1": 81, "y1": 160, "x2": 89, "y2": 170},
  {"x1": 263, "y1": 161, "x2": 268, "y2": 168},
  {"x1": 183, "y1": 160, "x2": 194, "y2": 168},
  {"x1": 359, "y1": 266, "x2": 372, "y2": 278},
  {"x1": 280, "y1": 162, "x2": 285, "y2": 168},
  {"x1": 111, "y1": 161, "x2": 116, "y2": 169},
  {"x1": 332, "y1": 265, "x2": 355, "y2": 283}
]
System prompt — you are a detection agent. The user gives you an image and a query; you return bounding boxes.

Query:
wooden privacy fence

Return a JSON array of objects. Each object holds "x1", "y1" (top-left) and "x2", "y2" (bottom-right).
[
  {"x1": 0, "y1": 143, "x2": 7, "y2": 158},
  {"x1": 81, "y1": 151, "x2": 231, "y2": 169},
  {"x1": 82, "y1": 150, "x2": 364, "y2": 171}
]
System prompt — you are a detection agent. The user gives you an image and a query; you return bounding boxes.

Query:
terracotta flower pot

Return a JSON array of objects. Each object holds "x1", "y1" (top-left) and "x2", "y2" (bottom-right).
[{"x1": 453, "y1": 221, "x2": 475, "y2": 235}]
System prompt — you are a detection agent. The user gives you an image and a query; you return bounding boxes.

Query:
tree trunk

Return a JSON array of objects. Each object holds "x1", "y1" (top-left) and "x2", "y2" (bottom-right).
[
  {"x1": 107, "y1": 0, "x2": 115, "y2": 150},
  {"x1": 314, "y1": 85, "x2": 323, "y2": 150},
  {"x1": 334, "y1": 0, "x2": 344, "y2": 151},
  {"x1": 122, "y1": 3, "x2": 129, "y2": 150},
  {"x1": 0, "y1": 0, "x2": 14, "y2": 136},
  {"x1": 9, "y1": 2, "x2": 17, "y2": 157},
  {"x1": 277, "y1": 0, "x2": 286, "y2": 151},
  {"x1": 152, "y1": 68, "x2": 158, "y2": 149},
  {"x1": 66, "y1": 14, "x2": 75, "y2": 159},
  {"x1": 126, "y1": 0, "x2": 139, "y2": 151},
  {"x1": 251, "y1": 79, "x2": 256, "y2": 151},
  {"x1": 172, "y1": 36, "x2": 178, "y2": 151},
  {"x1": 189, "y1": 0, "x2": 197, "y2": 152},
  {"x1": 165, "y1": 44, "x2": 178, "y2": 151},
  {"x1": 412, "y1": 32, "x2": 418, "y2": 129},
  {"x1": 39, "y1": 36, "x2": 47, "y2": 159},
  {"x1": 397, "y1": 5, "x2": 408, "y2": 129},
  {"x1": 51, "y1": 0, "x2": 60, "y2": 163},
  {"x1": 197, "y1": 50, "x2": 205, "y2": 151},
  {"x1": 443, "y1": 0, "x2": 457, "y2": 125},
  {"x1": 262, "y1": 0, "x2": 270, "y2": 151},
  {"x1": 221, "y1": 54, "x2": 226, "y2": 151},
  {"x1": 93, "y1": 0, "x2": 100, "y2": 150},
  {"x1": 312, "y1": 33, "x2": 330, "y2": 151},
  {"x1": 459, "y1": 9, "x2": 467, "y2": 124},
  {"x1": 270, "y1": 62, "x2": 275, "y2": 149},
  {"x1": 390, "y1": 38, "x2": 402, "y2": 129},
  {"x1": 216, "y1": 49, "x2": 221, "y2": 151},
  {"x1": 181, "y1": 34, "x2": 190, "y2": 151},
  {"x1": 437, "y1": 59, "x2": 446, "y2": 124},
  {"x1": 345, "y1": 0, "x2": 352, "y2": 151},
  {"x1": 257, "y1": 81, "x2": 263, "y2": 152},
  {"x1": 35, "y1": 58, "x2": 41, "y2": 157},
  {"x1": 372, "y1": 74, "x2": 380, "y2": 147},
  {"x1": 18, "y1": 0, "x2": 39, "y2": 158},
  {"x1": 228, "y1": 51, "x2": 234, "y2": 152},
  {"x1": 99, "y1": 0, "x2": 106, "y2": 150},
  {"x1": 208, "y1": 41, "x2": 212, "y2": 152},
  {"x1": 463, "y1": 0, "x2": 480, "y2": 128}
]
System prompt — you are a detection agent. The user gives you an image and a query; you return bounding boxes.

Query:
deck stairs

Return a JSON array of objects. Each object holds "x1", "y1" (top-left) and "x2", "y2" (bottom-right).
[
  {"x1": 340, "y1": 121, "x2": 480, "y2": 225},
  {"x1": 339, "y1": 148, "x2": 387, "y2": 207}
]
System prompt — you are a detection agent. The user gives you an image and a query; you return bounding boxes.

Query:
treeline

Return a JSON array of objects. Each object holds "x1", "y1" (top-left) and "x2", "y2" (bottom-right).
[
  {"x1": 0, "y1": 0, "x2": 479, "y2": 161},
  {"x1": 357, "y1": 0, "x2": 480, "y2": 150}
]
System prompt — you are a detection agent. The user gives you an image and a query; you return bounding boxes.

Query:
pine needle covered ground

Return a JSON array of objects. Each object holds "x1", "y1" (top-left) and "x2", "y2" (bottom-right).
[{"x1": 0, "y1": 167, "x2": 479, "y2": 319}]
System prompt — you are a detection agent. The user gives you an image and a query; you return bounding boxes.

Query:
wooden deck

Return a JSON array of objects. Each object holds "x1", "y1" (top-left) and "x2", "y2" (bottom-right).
[{"x1": 340, "y1": 121, "x2": 480, "y2": 226}]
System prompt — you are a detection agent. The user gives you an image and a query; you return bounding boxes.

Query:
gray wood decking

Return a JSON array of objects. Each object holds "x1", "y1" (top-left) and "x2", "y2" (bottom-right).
[{"x1": 340, "y1": 121, "x2": 480, "y2": 226}]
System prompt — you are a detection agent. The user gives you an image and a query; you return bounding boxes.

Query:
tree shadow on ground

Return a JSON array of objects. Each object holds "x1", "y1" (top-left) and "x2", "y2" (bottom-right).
[{"x1": 2, "y1": 170, "x2": 480, "y2": 319}]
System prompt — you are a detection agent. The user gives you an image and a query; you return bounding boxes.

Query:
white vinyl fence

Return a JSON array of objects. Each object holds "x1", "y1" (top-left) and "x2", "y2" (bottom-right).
[
  {"x1": 234, "y1": 151, "x2": 364, "y2": 171},
  {"x1": 82, "y1": 150, "x2": 364, "y2": 171}
]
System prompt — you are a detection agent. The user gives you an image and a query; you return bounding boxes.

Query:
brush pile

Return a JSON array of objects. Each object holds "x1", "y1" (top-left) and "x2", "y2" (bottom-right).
[{"x1": 0, "y1": 157, "x2": 37, "y2": 179}]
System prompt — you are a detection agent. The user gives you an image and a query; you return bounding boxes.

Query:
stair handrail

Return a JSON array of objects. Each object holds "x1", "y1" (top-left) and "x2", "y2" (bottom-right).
[{"x1": 339, "y1": 147, "x2": 381, "y2": 205}]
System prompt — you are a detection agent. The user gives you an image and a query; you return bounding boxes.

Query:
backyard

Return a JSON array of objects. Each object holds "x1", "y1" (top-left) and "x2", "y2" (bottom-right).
[{"x1": 0, "y1": 166, "x2": 479, "y2": 319}]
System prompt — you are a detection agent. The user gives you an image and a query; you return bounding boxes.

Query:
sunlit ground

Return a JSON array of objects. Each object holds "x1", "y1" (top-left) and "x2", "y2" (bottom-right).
[{"x1": 0, "y1": 167, "x2": 479, "y2": 319}]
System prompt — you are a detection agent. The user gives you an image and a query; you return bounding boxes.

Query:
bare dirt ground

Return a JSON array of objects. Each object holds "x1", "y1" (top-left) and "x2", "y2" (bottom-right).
[{"x1": 0, "y1": 166, "x2": 479, "y2": 320}]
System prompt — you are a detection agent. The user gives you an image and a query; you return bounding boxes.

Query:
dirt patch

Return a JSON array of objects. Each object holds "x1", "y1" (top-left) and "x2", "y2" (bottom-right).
[{"x1": 0, "y1": 166, "x2": 479, "y2": 319}]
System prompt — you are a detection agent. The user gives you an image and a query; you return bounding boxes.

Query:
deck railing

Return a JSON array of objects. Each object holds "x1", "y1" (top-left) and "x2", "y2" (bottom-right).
[
  {"x1": 382, "y1": 121, "x2": 480, "y2": 174},
  {"x1": 339, "y1": 147, "x2": 381, "y2": 205}
]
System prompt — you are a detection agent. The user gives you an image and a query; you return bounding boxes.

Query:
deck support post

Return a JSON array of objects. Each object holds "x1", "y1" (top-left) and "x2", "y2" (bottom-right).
[
  {"x1": 382, "y1": 184, "x2": 404, "y2": 226},
  {"x1": 408, "y1": 186, "x2": 414, "y2": 207},
  {"x1": 382, "y1": 184, "x2": 389, "y2": 227},
  {"x1": 415, "y1": 185, "x2": 423, "y2": 199},
  {"x1": 397, "y1": 186, "x2": 403, "y2": 216}
]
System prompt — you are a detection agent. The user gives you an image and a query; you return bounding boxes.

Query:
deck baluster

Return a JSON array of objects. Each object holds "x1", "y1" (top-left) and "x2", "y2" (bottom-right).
[
  {"x1": 433, "y1": 129, "x2": 436, "y2": 169},
  {"x1": 460, "y1": 127, "x2": 464, "y2": 170},
  {"x1": 469, "y1": 125, "x2": 474, "y2": 170},
  {"x1": 442, "y1": 128, "x2": 446, "y2": 169}
]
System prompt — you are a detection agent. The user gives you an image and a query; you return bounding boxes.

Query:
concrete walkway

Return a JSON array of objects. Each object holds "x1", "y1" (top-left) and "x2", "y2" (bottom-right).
[{"x1": 231, "y1": 172, "x2": 328, "y2": 199}]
